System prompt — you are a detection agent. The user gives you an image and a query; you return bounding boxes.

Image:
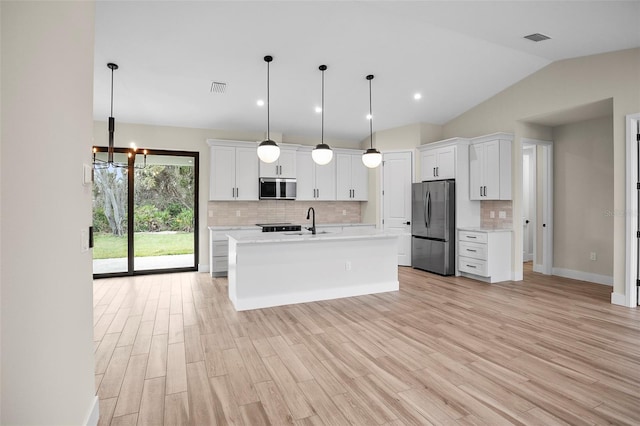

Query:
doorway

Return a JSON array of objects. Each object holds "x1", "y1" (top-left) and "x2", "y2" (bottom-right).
[
  {"x1": 381, "y1": 151, "x2": 413, "y2": 266},
  {"x1": 92, "y1": 148, "x2": 199, "y2": 277},
  {"x1": 521, "y1": 139, "x2": 553, "y2": 275}
]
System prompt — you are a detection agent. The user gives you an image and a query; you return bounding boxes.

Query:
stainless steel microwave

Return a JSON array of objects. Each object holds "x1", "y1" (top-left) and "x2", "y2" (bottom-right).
[{"x1": 259, "y1": 178, "x2": 297, "y2": 200}]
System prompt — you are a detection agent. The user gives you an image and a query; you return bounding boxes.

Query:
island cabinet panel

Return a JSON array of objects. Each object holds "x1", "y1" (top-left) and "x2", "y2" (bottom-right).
[
  {"x1": 209, "y1": 144, "x2": 259, "y2": 201},
  {"x1": 469, "y1": 135, "x2": 512, "y2": 200},
  {"x1": 296, "y1": 150, "x2": 336, "y2": 201},
  {"x1": 259, "y1": 148, "x2": 297, "y2": 178},
  {"x1": 336, "y1": 153, "x2": 368, "y2": 201},
  {"x1": 228, "y1": 230, "x2": 398, "y2": 311}
]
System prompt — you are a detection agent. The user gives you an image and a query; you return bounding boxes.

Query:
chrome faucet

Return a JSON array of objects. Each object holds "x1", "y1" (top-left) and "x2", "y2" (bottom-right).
[{"x1": 306, "y1": 207, "x2": 316, "y2": 235}]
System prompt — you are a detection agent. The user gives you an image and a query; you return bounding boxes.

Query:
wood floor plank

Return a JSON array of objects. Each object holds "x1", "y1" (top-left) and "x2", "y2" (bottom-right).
[
  {"x1": 222, "y1": 347, "x2": 259, "y2": 405},
  {"x1": 137, "y1": 377, "x2": 165, "y2": 426},
  {"x1": 145, "y1": 334, "x2": 168, "y2": 379},
  {"x1": 98, "y1": 345, "x2": 133, "y2": 399},
  {"x1": 163, "y1": 392, "x2": 189, "y2": 426},
  {"x1": 97, "y1": 397, "x2": 117, "y2": 426},
  {"x1": 168, "y1": 313, "x2": 184, "y2": 344},
  {"x1": 113, "y1": 353, "x2": 148, "y2": 417},
  {"x1": 186, "y1": 361, "x2": 223, "y2": 425},
  {"x1": 254, "y1": 380, "x2": 295, "y2": 425},
  {"x1": 239, "y1": 401, "x2": 271, "y2": 426},
  {"x1": 261, "y1": 355, "x2": 314, "y2": 420},
  {"x1": 165, "y1": 342, "x2": 188, "y2": 395}
]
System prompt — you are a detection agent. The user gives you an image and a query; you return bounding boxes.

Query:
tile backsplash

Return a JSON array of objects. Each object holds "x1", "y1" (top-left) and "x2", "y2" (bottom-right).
[
  {"x1": 480, "y1": 200, "x2": 513, "y2": 229},
  {"x1": 208, "y1": 201, "x2": 362, "y2": 226}
]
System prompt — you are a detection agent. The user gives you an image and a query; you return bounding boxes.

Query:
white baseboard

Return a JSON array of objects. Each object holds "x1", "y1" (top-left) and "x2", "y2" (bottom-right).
[
  {"x1": 552, "y1": 267, "x2": 613, "y2": 286},
  {"x1": 198, "y1": 263, "x2": 210, "y2": 273},
  {"x1": 533, "y1": 263, "x2": 544, "y2": 273},
  {"x1": 85, "y1": 395, "x2": 99, "y2": 426},
  {"x1": 610, "y1": 291, "x2": 629, "y2": 306}
]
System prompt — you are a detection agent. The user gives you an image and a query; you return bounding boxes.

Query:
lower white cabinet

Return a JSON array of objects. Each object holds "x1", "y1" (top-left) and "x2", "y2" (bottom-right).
[
  {"x1": 457, "y1": 229, "x2": 512, "y2": 283},
  {"x1": 209, "y1": 227, "x2": 260, "y2": 277}
]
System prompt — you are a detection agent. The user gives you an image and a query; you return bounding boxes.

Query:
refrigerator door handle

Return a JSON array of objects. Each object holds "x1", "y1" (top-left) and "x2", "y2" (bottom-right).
[
  {"x1": 426, "y1": 191, "x2": 432, "y2": 228},
  {"x1": 424, "y1": 191, "x2": 429, "y2": 228}
]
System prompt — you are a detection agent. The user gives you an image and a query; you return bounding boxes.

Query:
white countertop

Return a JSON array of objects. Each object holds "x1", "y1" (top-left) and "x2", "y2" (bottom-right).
[
  {"x1": 227, "y1": 227, "x2": 394, "y2": 244},
  {"x1": 209, "y1": 223, "x2": 375, "y2": 231},
  {"x1": 458, "y1": 227, "x2": 513, "y2": 233}
]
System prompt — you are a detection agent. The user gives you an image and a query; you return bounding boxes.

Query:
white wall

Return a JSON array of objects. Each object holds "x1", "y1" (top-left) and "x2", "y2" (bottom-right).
[{"x1": 1, "y1": 2, "x2": 97, "y2": 424}]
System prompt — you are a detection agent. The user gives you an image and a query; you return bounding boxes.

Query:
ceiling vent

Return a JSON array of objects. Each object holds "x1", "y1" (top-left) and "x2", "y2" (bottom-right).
[
  {"x1": 210, "y1": 81, "x2": 227, "y2": 94},
  {"x1": 524, "y1": 33, "x2": 551, "y2": 42}
]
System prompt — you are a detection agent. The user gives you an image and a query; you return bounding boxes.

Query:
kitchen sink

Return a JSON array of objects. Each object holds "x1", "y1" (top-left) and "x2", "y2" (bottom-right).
[{"x1": 283, "y1": 230, "x2": 332, "y2": 236}]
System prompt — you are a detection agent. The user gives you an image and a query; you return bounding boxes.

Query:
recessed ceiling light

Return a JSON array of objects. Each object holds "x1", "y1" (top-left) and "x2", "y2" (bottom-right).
[
  {"x1": 315, "y1": 106, "x2": 322, "y2": 113},
  {"x1": 366, "y1": 114, "x2": 372, "y2": 120},
  {"x1": 256, "y1": 99, "x2": 264, "y2": 107},
  {"x1": 414, "y1": 93, "x2": 422, "y2": 100}
]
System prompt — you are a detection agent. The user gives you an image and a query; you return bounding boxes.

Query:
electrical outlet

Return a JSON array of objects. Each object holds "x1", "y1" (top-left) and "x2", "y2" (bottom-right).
[
  {"x1": 236, "y1": 210, "x2": 241, "y2": 217},
  {"x1": 343, "y1": 209, "x2": 346, "y2": 216},
  {"x1": 345, "y1": 261, "x2": 351, "y2": 271},
  {"x1": 590, "y1": 252, "x2": 597, "y2": 261},
  {"x1": 499, "y1": 211, "x2": 506, "y2": 219},
  {"x1": 208, "y1": 210, "x2": 213, "y2": 218},
  {"x1": 490, "y1": 211, "x2": 495, "y2": 218},
  {"x1": 80, "y1": 228, "x2": 89, "y2": 253}
]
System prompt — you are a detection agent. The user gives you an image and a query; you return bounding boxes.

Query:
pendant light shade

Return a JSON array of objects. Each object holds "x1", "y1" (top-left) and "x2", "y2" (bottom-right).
[
  {"x1": 362, "y1": 74, "x2": 382, "y2": 168},
  {"x1": 312, "y1": 65, "x2": 333, "y2": 166},
  {"x1": 257, "y1": 55, "x2": 280, "y2": 163}
]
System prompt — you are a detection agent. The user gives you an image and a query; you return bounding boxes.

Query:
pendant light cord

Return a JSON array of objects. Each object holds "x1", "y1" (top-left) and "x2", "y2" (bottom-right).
[
  {"x1": 321, "y1": 68, "x2": 325, "y2": 144},
  {"x1": 267, "y1": 59, "x2": 270, "y2": 140},
  {"x1": 110, "y1": 66, "x2": 114, "y2": 117},
  {"x1": 369, "y1": 78, "x2": 373, "y2": 149}
]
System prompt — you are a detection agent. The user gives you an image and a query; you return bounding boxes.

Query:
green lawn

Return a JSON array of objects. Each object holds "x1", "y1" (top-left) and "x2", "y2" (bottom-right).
[{"x1": 93, "y1": 232, "x2": 194, "y2": 259}]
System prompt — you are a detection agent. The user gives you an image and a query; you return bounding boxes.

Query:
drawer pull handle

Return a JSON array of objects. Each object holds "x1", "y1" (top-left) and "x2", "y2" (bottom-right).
[
  {"x1": 466, "y1": 236, "x2": 477, "y2": 239},
  {"x1": 466, "y1": 264, "x2": 477, "y2": 269},
  {"x1": 466, "y1": 249, "x2": 477, "y2": 252}
]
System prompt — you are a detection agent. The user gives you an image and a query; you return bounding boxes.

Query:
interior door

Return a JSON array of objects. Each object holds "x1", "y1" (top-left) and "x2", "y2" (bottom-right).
[{"x1": 382, "y1": 151, "x2": 413, "y2": 266}]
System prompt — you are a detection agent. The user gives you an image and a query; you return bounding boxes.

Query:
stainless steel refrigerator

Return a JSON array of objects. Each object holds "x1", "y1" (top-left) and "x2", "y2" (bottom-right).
[{"x1": 411, "y1": 180, "x2": 455, "y2": 275}]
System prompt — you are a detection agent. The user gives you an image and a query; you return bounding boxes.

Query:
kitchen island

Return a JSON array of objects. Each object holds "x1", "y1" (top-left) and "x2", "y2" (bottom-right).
[{"x1": 227, "y1": 228, "x2": 398, "y2": 311}]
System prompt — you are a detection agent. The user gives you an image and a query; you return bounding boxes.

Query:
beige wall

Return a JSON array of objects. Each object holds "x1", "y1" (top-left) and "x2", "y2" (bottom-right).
[
  {"x1": 553, "y1": 116, "x2": 614, "y2": 277},
  {"x1": 442, "y1": 48, "x2": 640, "y2": 294},
  {"x1": 92, "y1": 122, "x2": 360, "y2": 268},
  {"x1": 1, "y1": 2, "x2": 97, "y2": 423}
]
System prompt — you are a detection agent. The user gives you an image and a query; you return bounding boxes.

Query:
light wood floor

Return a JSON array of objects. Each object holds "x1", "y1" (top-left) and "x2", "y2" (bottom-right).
[{"x1": 94, "y1": 264, "x2": 640, "y2": 425}]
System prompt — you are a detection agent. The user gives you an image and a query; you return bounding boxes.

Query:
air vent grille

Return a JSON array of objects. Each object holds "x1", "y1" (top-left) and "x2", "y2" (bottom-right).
[
  {"x1": 210, "y1": 81, "x2": 227, "y2": 94},
  {"x1": 524, "y1": 33, "x2": 551, "y2": 42}
]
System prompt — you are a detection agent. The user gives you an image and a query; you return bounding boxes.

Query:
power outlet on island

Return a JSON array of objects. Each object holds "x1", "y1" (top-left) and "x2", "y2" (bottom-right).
[
  {"x1": 345, "y1": 261, "x2": 352, "y2": 271},
  {"x1": 590, "y1": 252, "x2": 597, "y2": 261}
]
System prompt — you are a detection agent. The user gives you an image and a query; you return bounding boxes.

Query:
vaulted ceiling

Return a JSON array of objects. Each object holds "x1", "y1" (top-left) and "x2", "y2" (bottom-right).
[{"x1": 94, "y1": 1, "x2": 640, "y2": 142}]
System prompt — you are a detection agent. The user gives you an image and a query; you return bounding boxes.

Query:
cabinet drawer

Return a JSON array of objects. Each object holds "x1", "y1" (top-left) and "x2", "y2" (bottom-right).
[
  {"x1": 458, "y1": 231, "x2": 487, "y2": 244},
  {"x1": 459, "y1": 241, "x2": 487, "y2": 260},
  {"x1": 212, "y1": 240, "x2": 228, "y2": 253},
  {"x1": 212, "y1": 257, "x2": 229, "y2": 272},
  {"x1": 459, "y1": 256, "x2": 488, "y2": 277}
]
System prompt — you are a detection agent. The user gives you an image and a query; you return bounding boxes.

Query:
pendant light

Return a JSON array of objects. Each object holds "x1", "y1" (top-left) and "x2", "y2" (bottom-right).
[
  {"x1": 312, "y1": 65, "x2": 333, "y2": 165},
  {"x1": 257, "y1": 55, "x2": 280, "y2": 163},
  {"x1": 362, "y1": 74, "x2": 382, "y2": 168},
  {"x1": 93, "y1": 63, "x2": 147, "y2": 169}
]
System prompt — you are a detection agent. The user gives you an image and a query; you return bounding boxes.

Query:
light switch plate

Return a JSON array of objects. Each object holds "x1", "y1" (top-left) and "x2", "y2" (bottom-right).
[
  {"x1": 499, "y1": 211, "x2": 506, "y2": 219},
  {"x1": 81, "y1": 228, "x2": 89, "y2": 252},
  {"x1": 83, "y1": 164, "x2": 93, "y2": 185}
]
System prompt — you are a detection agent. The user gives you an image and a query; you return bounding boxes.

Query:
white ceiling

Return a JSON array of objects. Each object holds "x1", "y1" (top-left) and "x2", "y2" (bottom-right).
[{"x1": 93, "y1": 1, "x2": 640, "y2": 143}]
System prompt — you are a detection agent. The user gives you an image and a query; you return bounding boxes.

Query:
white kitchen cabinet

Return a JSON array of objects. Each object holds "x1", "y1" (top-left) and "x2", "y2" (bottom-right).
[
  {"x1": 421, "y1": 145, "x2": 455, "y2": 181},
  {"x1": 336, "y1": 152, "x2": 368, "y2": 201},
  {"x1": 209, "y1": 227, "x2": 260, "y2": 277},
  {"x1": 209, "y1": 143, "x2": 259, "y2": 201},
  {"x1": 296, "y1": 150, "x2": 336, "y2": 201},
  {"x1": 457, "y1": 228, "x2": 512, "y2": 283},
  {"x1": 259, "y1": 149, "x2": 296, "y2": 178},
  {"x1": 469, "y1": 135, "x2": 512, "y2": 200}
]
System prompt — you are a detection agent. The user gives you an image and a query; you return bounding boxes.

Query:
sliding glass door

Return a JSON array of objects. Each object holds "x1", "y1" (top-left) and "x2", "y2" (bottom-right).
[{"x1": 92, "y1": 148, "x2": 199, "y2": 277}]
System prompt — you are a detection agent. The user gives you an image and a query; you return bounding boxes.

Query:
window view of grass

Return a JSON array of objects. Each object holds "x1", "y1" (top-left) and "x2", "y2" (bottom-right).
[{"x1": 93, "y1": 232, "x2": 194, "y2": 259}]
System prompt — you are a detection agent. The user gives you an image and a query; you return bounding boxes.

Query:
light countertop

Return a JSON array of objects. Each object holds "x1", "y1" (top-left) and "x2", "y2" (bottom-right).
[
  {"x1": 227, "y1": 227, "x2": 394, "y2": 244},
  {"x1": 458, "y1": 227, "x2": 513, "y2": 233},
  {"x1": 209, "y1": 223, "x2": 375, "y2": 231}
]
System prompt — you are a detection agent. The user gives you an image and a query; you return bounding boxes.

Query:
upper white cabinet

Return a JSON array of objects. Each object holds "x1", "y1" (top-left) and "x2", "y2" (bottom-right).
[
  {"x1": 259, "y1": 148, "x2": 297, "y2": 178},
  {"x1": 296, "y1": 149, "x2": 336, "y2": 201},
  {"x1": 336, "y1": 152, "x2": 368, "y2": 201},
  {"x1": 208, "y1": 140, "x2": 259, "y2": 201},
  {"x1": 420, "y1": 145, "x2": 455, "y2": 181},
  {"x1": 469, "y1": 134, "x2": 512, "y2": 200}
]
